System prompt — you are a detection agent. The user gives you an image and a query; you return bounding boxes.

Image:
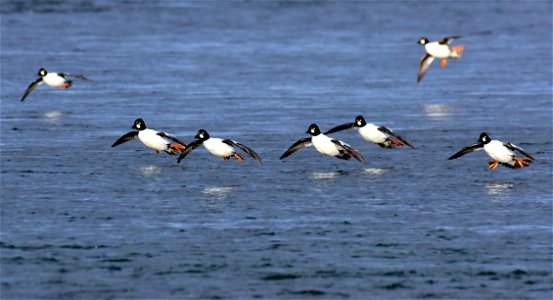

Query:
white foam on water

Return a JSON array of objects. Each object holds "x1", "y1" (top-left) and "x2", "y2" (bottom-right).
[
  {"x1": 363, "y1": 168, "x2": 387, "y2": 175},
  {"x1": 139, "y1": 165, "x2": 162, "y2": 176},
  {"x1": 422, "y1": 104, "x2": 452, "y2": 119},
  {"x1": 202, "y1": 186, "x2": 235, "y2": 198},
  {"x1": 310, "y1": 172, "x2": 339, "y2": 180}
]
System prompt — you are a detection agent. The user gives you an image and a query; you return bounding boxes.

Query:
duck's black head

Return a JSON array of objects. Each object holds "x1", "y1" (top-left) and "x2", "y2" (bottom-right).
[
  {"x1": 479, "y1": 132, "x2": 491, "y2": 144},
  {"x1": 38, "y1": 68, "x2": 47, "y2": 77},
  {"x1": 417, "y1": 37, "x2": 429, "y2": 45},
  {"x1": 195, "y1": 129, "x2": 210, "y2": 140},
  {"x1": 306, "y1": 124, "x2": 321, "y2": 136},
  {"x1": 354, "y1": 115, "x2": 366, "y2": 127},
  {"x1": 132, "y1": 118, "x2": 146, "y2": 130}
]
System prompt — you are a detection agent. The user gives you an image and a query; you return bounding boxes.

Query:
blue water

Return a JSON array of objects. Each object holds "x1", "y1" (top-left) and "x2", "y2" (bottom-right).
[{"x1": 1, "y1": 1, "x2": 552, "y2": 299}]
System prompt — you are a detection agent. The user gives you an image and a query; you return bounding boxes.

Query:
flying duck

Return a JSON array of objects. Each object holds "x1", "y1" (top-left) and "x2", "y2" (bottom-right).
[
  {"x1": 417, "y1": 36, "x2": 464, "y2": 83},
  {"x1": 325, "y1": 115, "x2": 415, "y2": 149},
  {"x1": 177, "y1": 129, "x2": 262, "y2": 163},
  {"x1": 112, "y1": 118, "x2": 186, "y2": 155},
  {"x1": 21, "y1": 68, "x2": 88, "y2": 102},
  {"x1": 448, "y1": 132, "x2": 534, "y2": 169},
  {"x1": 280, "y1": 124, "x2": 365, "y2": 163}
]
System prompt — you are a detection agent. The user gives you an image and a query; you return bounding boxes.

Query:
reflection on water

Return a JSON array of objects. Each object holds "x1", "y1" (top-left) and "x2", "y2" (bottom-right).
[
  {"x1": 139, "y1": 165, "x2": 162, "y2": 176},
  {"x1": 485, "y1": 181, "x2": 514, "y2": 196},
  {"x1": 44, "y1": 111, "x2": 70, "y2": 120},
  {"x1": 310, "y1": 171, "x2": 340, "y2": 180},
  {"x1": 363, "y1": 168, "x2": 388, "y2": 175},
  {"x1": 421, "y1": 104, "x2": 453, "y2": 120},
  {"x1": 202, "y1": 186, "x2": 235, "y2": 199}
]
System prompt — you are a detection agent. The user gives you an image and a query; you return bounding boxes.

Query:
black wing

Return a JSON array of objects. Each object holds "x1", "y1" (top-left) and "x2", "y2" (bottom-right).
[
  {"x1": 331, "y1": 139, "x2": 365, "y2": 164},
  {"x1": 504, "y1": 142, "x2": 534, "y2": 160},
  {"x1": 111, "y1": 131, "x2": 139, "y2": 147},
  {"x1": 438, "y1": 36, "x2": 461, "y2": 45},
  {"x1": 448, "y1": 142, "x2": 484, "y2": 160},
  {"x1": 157, "y1": 132, "x2": 186, "y2": 147},
  {"x1": 223, "y1": 139, "x2": 262, "y2": 163},
  {"x1": 20, "y1": 77, "x2": 43, "y2": 102},
  {"x1": 324, "y1": 122, "x2": 356, "y2": 135},
  {"x1": 177, "y1": 139, "x2": 204, "y2": 163},
  {"x1": 378, "y1": 126, "x2": 415, "y2": 149},
  {"x1": 279, "y1": 137, "x2": 312, "y2": 160},
  {"x1": 60, "y1": 72, "x2": 88, "y2": 80},
  {"x1": 417, "y1": 53, "x2": 434, "y2": 83}
]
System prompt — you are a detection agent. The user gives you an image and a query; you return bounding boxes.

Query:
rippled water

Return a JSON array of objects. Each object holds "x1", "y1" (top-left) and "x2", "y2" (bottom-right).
[{"x1": 1, "y1": 1, "x2": 552, "y2": 299}]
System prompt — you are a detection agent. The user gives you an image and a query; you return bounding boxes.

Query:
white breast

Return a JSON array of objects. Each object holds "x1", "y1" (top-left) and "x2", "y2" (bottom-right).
[
  {"x1": 312, "y1": 134, "x2": 341, "y2": 156},
  {"x1": 203, "y1": 138, "x2": 234, "y2": 157},
  {"x1": 138, "y1": 129, "x2": 170, "y2": 151},
  {"x1": 484, "y1": 140, "x2": 515, "y2": 164},
  {"x1": 359, "y1": 124, "x2": 387, "y2": 144},
  {"x1": 425, "y1": 42, "x2": 452, "y2": 58},
  {"x1": 42, "y1": 73, "x2": 66, "y2": 87}
]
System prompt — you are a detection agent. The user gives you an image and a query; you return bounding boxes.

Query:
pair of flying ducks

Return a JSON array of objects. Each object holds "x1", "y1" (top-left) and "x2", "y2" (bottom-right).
[
  {"x1": 111, "y1": 118, "x2": 533, "y2": 170},
  {"x1": 19, "y1": 36, "x2": 464, "y2": 102}
]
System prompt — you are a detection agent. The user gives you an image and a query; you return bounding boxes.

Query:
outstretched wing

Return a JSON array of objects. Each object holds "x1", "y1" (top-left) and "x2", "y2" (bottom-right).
[
  {"x1": 60, "y1": 72, "x2": 88, "y2": 80},
  {"x1": 438, "y1": 36, "x2": 461, "y2": 45},
  {"x1": 378, "y1": 126, "x2": 415, "y2": 149},
  {"x1": 417, "y1": 53, "x2": 435, "y2": 83},
  {"x1": 504, "y1": 142, "x2": 534, "y2": 160},
  {"x1": 279, "y1": 138, "x2": 312, "y2": 160},
  {"x1": 223, "y1": 139, "x2": 262, "y2": 163},
  {"x1": 331, "y1": 139, "x2": 365, "y2": 164},
  {"x1": 448, "y1": 142, "x2": 483, "y2": 160},
  {"x1": 20, "y1": 77, "x2": 43, "y2": 102},
  {"x1": 177, "y1": 139, "x2": 204, "y2": 163},
  {"x1": 324, "y1": 122, "x2": 356, "y2": 135},
  {"x1": 157, "y1": 132, "x2": 186, "y2": 147},
  {"x1": 111, "y1": 131, "x2": 139, "y2": 147}
]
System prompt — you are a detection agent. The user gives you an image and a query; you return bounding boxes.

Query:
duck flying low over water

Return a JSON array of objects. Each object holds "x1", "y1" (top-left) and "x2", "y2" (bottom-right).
[
  {"x1": 448, "y1": 132, "x2": 534, "y2": 170},
  {"x1": 280, "y1": 123, "x2": 365, "y2": 163},
  {"x1": 417, "y1": 36, "x2": 464, "y2": 83},
  {"x1": 325, "y1": 115, "x2": 415, "y2": 149},
  {"x1": 20, "y1": 68, "x2": 88, "y2": 102},
  {"x1": 177, "y1": 129, "x2": 262, "y2": 164},
  {"x1": 112, "y1": 118, "x2": 186, "y2": 155}
]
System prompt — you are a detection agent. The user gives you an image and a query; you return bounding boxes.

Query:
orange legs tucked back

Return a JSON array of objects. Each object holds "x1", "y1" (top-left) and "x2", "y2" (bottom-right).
[
  {"x1": 514, "y1": 157, "x2": 532, "y2": 168},
  {"x1": 441, "y1": 59, "x2": 448, "y2": 69},
  {"x1": 169, "y1": 143, "x2": 186, "y2": 152},
  {"x1": 390, "y1": 138, "x2": 404, "y2": 147},
  {"x1": 234, "y1": 153, "x2": 244, "y2": 163},
  {"x1": 488, "y1": 160, "x2": 499, "y2": 170},
  {"x1": 451, "y1": 45, "x2": 464, "y2": 55},
  {"x1": 223, "y1": 153, "x2": 245, "y2": 162}
]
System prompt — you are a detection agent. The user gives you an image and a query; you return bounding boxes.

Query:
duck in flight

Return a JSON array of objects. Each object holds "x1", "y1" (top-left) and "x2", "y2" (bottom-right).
[
  {"x1": 112, "y1": 118, "x2": 186, "y2": 155},
  {"x1": 325, "y1": 115, "x2": 414, "y2": 149},
  {"x1": 448, "y1": 132, "x2": 534, "y2": 169},
  {"x1": 21, "y1": 68, "x2": 88, "y2": 102},
  {"x1": 280, "y1": 124, "x2": 365, "y2": 164},
  {"x1": 417, "y1": 36, "x2": 464, "y2": 83},
  {"x1": 177, "y1": 129, "x2": 262, "y2": 164}
]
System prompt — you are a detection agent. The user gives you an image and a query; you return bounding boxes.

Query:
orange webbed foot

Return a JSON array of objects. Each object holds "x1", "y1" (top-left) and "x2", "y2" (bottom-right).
[
  {"x1": 234, "y1": 153, "x2": 245, "y2": 163},
  {"x1": 390, "y1": 138, "x2": 404, "y2": 147},
  {"x1": 451, "y1": 45, "x2": 464, "y2": 55},
  {"x1": 441, "y1": 59, "x2": 448, "y2": 69},
  {"x1": 170, "y1": 143, "x2": 186, "y2": 152},
  {"x1": 514, "y1": 157, "x2": 532, "y2": 168},
  {"x1": 488, "y1": 160, "x2": 499, "y2": 170}
]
